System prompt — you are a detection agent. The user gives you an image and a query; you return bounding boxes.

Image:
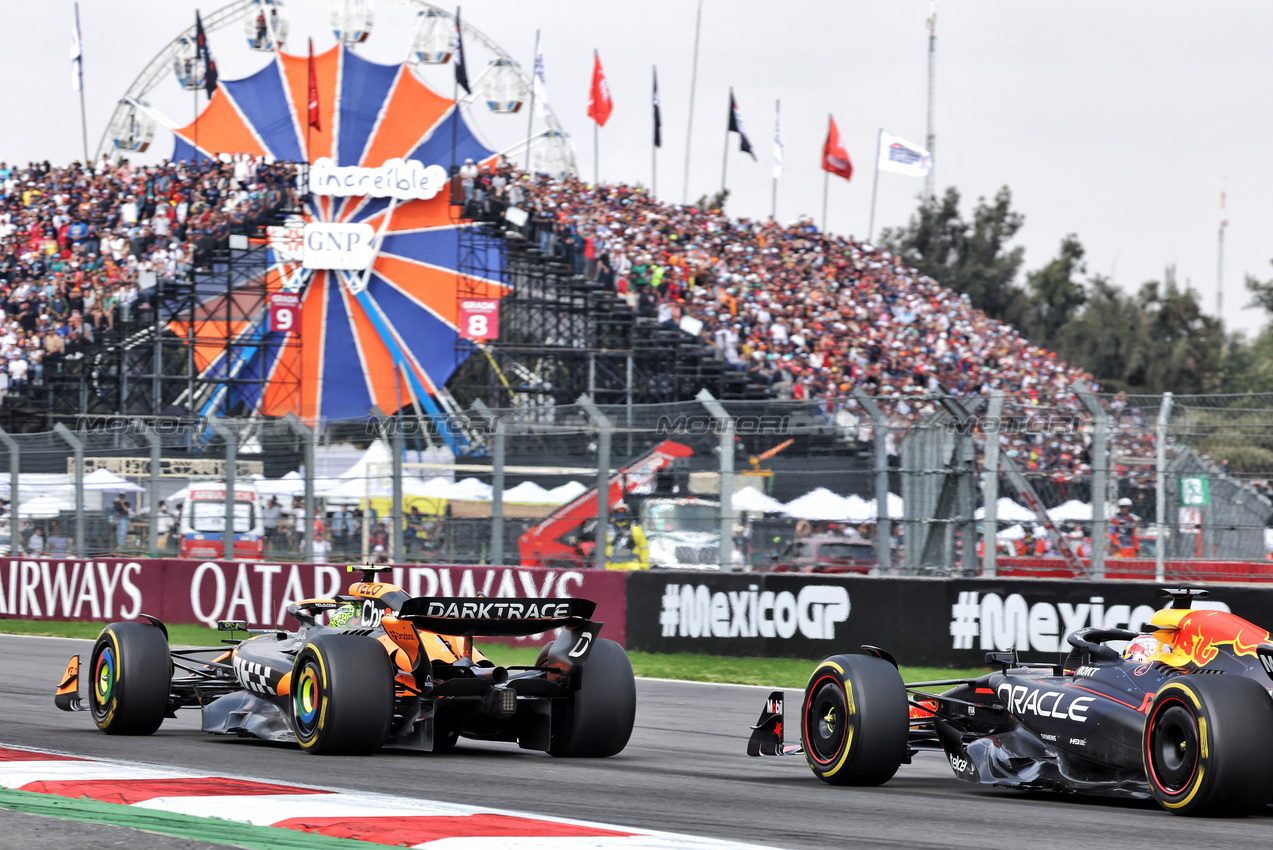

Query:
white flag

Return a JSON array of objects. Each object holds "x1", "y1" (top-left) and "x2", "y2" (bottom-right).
[
  {"x1": 531, "y1": 34, "x2": 548, "y2": 110},
  {"x1": 877, "y1": 131, "x2": 932, "y2": 177},
  {"x1": 70, "y1": 11, "x2": 83, "y2": 92},
  {"x1": 772, "y1": 101, "x2": 783, "y2": 179}
]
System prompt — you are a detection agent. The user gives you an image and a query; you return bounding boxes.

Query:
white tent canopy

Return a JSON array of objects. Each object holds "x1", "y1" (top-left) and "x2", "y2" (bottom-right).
[
  {"x1": 732, "y1": 487, "x2": 786, "y2": 513},
  {"x1": 782, "y1": 488, "x2": 852, "y2": 521},
  {"x1": 75, "y1": 468, "x2": 144, "y2": 493},
  {"x1": 1047, "y1": 499, "x2": 1092, "y2": 522},
  {"x1": 781, "y1": 488, "x2": 904, "y2": 523},
  {"x1": 548, "y1": 481, "x2": 587, "y2": 503},
  {"x1": 502, "y1": 482, "x2": 557, "y2": 504},
  {"x1": 975, "y1": 498, "x2": 1037, "y2": 522},
  {"x1": 869, "y1": 492, "x2": 905, "y2": 520},
  {"x1": 0, "y1": 473, "x2": 73, "y2": 498},
  {"x1": 18, "y1": 493, "x2": 75, "y2": 519}
]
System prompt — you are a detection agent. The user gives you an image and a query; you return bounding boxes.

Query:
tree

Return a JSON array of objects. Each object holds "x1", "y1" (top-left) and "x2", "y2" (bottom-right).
[
  {"x1": 1052, "y1": 276, "x2": 1148, "y2": 390},
  {"x1": 1023, "y1": 234, "x2": 1086, "y2": 349},
  {"x1": 1223, "y1": 264, "x2": 1273, "y2": 393},
  {"x1": 1135, "y1": 270, "x2": 1225, "y2": 394},
  {"x1": 880, "y1": 186, "x2": 1029, "y2": 325}
]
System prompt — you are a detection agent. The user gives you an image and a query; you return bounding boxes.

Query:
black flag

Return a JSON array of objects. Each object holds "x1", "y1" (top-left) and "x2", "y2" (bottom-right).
[
  {"x1": 195, "y1": 10, "x2": 218, "y2": 98},
  {"x1": 453, "y1": 7, "x2": 471, "y2": 95},
  {"x1": 728, "y1": 89, "x2": 755, "y2": 160},
  {"x1": 652, "y1": 67, "x2": 662, "y2": 148}
]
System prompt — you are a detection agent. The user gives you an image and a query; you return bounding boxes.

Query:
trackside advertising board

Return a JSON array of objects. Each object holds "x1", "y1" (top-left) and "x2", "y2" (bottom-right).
[
  {"x1": 0, "y1": 559, "x2": 627, "y2": 647},
  {"x1": 625, "y1": 571, "x2": 1273, "y2": 667}
]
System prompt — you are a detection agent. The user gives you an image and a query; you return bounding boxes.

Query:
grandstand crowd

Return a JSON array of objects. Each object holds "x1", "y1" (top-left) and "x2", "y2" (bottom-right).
[
  {"x1": 0, "y1": 155, "x2": 297, "y2": 405},
  {"x1": 470, "y1": 165, "x2": 1150, "y2": 484}
]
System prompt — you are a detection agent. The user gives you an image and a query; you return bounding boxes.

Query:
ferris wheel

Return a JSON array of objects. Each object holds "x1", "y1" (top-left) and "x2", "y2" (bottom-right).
[{"x1": 99, "y1": 0, "x2": 578, "y2": 176}]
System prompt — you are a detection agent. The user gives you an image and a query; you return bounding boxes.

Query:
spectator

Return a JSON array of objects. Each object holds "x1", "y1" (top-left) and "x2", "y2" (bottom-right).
[
  {"x1": 263, "y1": 497, "x2": 281, "y2": 549},
  {"x1": 111, "y1": 493, "x2": 131, "y2": 549},
  {"x1": 47, "y1": 522, "x2": 68, "y2": 557}
]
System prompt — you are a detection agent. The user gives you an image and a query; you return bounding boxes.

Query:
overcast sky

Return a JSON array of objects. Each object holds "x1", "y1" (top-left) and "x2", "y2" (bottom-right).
[{"x1": 5, "y1": 1, "x2": 1269, "y2": 333}]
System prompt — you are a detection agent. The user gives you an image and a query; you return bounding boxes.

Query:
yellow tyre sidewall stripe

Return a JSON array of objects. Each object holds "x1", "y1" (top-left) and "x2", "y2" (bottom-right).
[
  {"x1": 1146, "y1": 683, "x2": 1208, "y2": 810},
  {"x1": 809, "y1": 660, "x2": 856, "y2": 778}
]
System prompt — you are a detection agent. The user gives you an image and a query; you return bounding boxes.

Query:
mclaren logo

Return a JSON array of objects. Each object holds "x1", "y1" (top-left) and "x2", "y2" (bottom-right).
[{"x1": 997, "y1": 683, "x2": 1095, "y2": 723}]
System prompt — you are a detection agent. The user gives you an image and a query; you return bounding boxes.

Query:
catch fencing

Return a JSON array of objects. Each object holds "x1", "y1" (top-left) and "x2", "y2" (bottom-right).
[{"x1": 1, "y1": 388, "x2": 1272, "y2": 581}]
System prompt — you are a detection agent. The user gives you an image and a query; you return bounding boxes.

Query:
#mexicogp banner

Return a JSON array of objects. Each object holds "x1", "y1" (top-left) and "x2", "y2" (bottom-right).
[
  {"x1": 625, "y1": 571, "x2": 1273, "y2": 667},
  {"x1": 0, "y1": 558, "x2": 627, "y2": 647}
]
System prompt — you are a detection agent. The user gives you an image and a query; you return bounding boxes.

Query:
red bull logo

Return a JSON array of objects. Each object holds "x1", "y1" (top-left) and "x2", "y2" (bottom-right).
[{"x1": 1154, "y1": 609, "x2": 1269, "y2": 669}]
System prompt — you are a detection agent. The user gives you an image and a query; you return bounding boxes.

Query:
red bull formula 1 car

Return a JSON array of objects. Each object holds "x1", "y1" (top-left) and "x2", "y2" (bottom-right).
[
  {"x1": 55, "y1": 565, "x2": 635, "y2": 757},
  {"x1": 748, "y1": 588, "x2": 1273, "y2": 816}
]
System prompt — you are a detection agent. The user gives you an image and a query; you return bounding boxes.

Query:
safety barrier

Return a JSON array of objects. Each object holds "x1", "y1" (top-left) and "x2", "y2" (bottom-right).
[
  {"x1": 0, "y1": 557, "x2": 626, "y2": 647},
  {"x1": 9, "y1": 557, "x2": 1273, "y2": 666}
]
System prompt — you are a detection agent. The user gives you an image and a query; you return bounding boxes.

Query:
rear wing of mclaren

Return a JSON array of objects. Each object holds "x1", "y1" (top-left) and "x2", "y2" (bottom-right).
[{"x1": 397, "y1": 596, "x2": 598, "y2": 637}]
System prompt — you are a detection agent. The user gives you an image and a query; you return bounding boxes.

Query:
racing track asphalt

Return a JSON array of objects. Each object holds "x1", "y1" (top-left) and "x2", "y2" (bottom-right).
[{"x1": 3, "y1": 633, "x2": 1272, "y2": 850}]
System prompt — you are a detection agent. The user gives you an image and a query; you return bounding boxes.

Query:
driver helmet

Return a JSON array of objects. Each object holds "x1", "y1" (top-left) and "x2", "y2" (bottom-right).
[
  {"x1": 613, "y1": 502, "x2": 630, "y2": 523},
  {"x1": 1123, "y1": 634, "x2": 1159, "y2": 663},
  {"x1": 1118, "y1": 497, "x2": 1133, "y2": 508},
  {"x1": 329, "y1": 603, "x2": 358, "y2": 629}
]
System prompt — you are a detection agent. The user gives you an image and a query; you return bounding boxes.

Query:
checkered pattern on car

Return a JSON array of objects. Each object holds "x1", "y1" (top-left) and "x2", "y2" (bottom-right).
[{"x1": 233, "y1": 657, "x2": 277, "y2": 695}]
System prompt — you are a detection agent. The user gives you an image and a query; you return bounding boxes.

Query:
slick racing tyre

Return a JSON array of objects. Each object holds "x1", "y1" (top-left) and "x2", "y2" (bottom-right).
[
  {"x1": 89, "y1": 622, "x2": 171, "y2": 735},
  {"x1": 1144, "y1": 675, "x2": 1273, "y2": 816},
  {"x1": 291, "y1": 634, "x2": 393, "y2": 755},
  {"x1": 549, "y1": 638, "x2": 636, "y2": 758},
  {"x1": 801, "y1": 654, "x2": 907, "y2": 786}
]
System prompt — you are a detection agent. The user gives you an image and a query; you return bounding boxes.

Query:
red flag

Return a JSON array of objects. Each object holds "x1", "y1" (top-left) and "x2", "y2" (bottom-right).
[
  {"x1": 587, "y1": 51, "x2": 612, "y2": 127},
  {"x1": 307, "y1": 38, "x2": 320, "y2": 131},
  {"x1": 822, "y1": 116, "x2": 852, "y2": 181}
]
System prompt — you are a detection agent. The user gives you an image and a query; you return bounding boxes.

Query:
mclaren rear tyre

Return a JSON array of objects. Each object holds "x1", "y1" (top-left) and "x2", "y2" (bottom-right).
[
  {"x1": 801, "y1": 654, "x2": 908, "y2": 786},
  {"x1": 292, "y1": 634, "x2": 394, "y2": 755},
  {"x1": 549, "y1": 638, "x2": 636, "y2": 758},
  {"x1": 1144, "y1": 675, "x2": 1273, "y2": 816},
  {"x1": 89, "y1": 621, "x2": 171, "y2": 736}
]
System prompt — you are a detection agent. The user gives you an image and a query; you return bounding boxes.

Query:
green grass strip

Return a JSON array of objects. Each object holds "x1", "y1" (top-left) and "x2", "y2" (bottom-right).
[
  {"x1": 0, "y1": 619, "x2": 987, "y2": 689},
  {"x1": 0, "y1": 787, "x2": 398, "y2": 850}
]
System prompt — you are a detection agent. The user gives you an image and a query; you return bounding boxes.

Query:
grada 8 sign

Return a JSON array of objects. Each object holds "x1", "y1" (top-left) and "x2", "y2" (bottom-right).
[{"x1": 458, "y1": 298, "x2": 500, "y2": 340}]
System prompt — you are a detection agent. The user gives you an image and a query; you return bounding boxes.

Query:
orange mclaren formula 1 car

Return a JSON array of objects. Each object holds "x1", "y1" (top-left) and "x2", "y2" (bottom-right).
[
  {"x1": 748, "y1": 588, "x2": 1273, "y2": 816},
  {"x1": 54, "y1": 566, "x2": 636, "y2": 757}
]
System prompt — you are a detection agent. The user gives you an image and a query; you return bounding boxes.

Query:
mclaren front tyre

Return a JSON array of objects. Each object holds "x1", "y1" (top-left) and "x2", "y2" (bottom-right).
[
  {"x1": 89, "y1": 621, "x2": 172, "y2": 735},
  {"x1": 801, "y1": 654, "x2": 907, "y2": 786},
  {"x1": 1144, "y1": 675, "x2": 1273, "y2": 816}
]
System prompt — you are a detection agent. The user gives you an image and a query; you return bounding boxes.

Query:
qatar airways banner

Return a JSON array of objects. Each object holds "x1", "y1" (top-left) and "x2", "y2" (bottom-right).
[{"x1": 0, "y1": 558, "x2": 627, "y2": 647}]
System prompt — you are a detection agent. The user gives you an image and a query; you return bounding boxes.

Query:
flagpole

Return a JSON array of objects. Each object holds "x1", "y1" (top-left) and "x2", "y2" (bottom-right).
[
  {"x1": 721, "y1": 121, "x2": 729, "y2": 196},
  {"x1": 594, "y1": 122, "x2": 599, "y2": 186},
  {"x1": 868, "y1": 128, "x2": 883, "y2": 242},
  {"x1": 652, "y1": 66, "x2": 658, "y2": 198},
  {"x1": 682, "y1": 0, "x2": 703, "y2": 204},
  {"x1": 821, "y1": 170, "x2": 829, "y2": 232},
  {"x1": 820, "y1": 116, "x2": 829, "y2": 230},
  {"x1": 770, "y1": 98, "x2": 779, "y2": 219},
  {"x1": 523, "y1": 29, "x2": 538, "y2": 171},
  {"x1": 451, "y1": 8, "x2": 461, "y2": 193},
  {"x1": 74, "y1": 3, "x2": 89, "y2": 164}
]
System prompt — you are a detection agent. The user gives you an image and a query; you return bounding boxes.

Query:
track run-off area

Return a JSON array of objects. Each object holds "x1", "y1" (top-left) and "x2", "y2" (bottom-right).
[{"x1": 3, "y1": 634, "x2": 1272, "y2": 849}]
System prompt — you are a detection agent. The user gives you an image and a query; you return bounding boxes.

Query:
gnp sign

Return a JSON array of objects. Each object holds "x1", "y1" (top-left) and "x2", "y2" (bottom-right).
[{"x1": 301, "y1": 222, "x2": 376, "y2": 270}]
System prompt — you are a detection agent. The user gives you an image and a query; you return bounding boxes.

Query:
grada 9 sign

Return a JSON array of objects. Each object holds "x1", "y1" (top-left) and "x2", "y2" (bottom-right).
[{"x1": 458, "y1": 298, "x2": 500, "y2": 340}]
